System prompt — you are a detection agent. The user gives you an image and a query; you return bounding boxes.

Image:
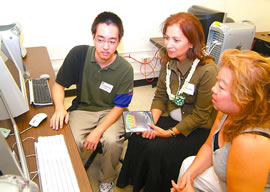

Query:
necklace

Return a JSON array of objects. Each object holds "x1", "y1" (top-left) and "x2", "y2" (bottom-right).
[{"x1": 166, "y1": 58, "x2": 200, "y2": 106}]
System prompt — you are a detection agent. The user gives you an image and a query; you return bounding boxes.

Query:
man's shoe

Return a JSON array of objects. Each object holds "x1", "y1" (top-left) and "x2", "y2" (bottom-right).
[{"x1": 98, "y1": 182, "x2": 113, "y2": 192}]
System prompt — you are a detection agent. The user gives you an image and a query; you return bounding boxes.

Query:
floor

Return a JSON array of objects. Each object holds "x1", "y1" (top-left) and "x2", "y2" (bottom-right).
[{"x1": 64, "y1": 85, "x2": 156, "y2": 192}]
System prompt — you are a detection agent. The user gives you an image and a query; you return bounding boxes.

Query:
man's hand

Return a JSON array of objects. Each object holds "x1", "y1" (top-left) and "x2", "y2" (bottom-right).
[
  {"x1": 50, "y1": 82, "x2": 68, "y2": 130},
  {"x1": 50, "y1": 107, "x2": 69, "y2": 130},
  {"x1": 83, "y1": 129, "x2": 103, "y2": 151}
]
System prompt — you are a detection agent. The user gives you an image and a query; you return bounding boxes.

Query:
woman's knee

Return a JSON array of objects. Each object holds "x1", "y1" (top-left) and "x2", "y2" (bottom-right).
[{"x1": 178, "y1": 156, "x2": 196, "y2": 180}]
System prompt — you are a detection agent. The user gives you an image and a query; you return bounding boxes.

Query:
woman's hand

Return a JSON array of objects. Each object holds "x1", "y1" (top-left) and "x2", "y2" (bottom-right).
[
  {"x1": 136, "y1": 123, "x2": 171, "y2": 139},
  {"x1": 171, "y1": 172, "x2": 194, "y2": 192},
  {"x1": 140, "y1": 129, "x2": 156, "y2": 139},
  {"x1": 149, "y1": 123, "x2": 171, "y2": 137},
  {"x1": 171, "y1": 176, "x2": 194, "y2": 192}
]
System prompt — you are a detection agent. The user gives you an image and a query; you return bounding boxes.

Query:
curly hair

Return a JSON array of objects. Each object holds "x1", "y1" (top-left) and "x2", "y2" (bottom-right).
[
  {"x1": 219, "y1": 49, "x2": 270, "y2": 142},
  {"x1": 160, "y1": 12, "x2": 209, "y2": 65}
]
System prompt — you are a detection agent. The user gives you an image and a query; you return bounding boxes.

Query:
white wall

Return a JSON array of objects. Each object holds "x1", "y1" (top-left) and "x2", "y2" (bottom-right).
[{"x1": 1, "y1": 0, "x2": 269, "y2": 80}]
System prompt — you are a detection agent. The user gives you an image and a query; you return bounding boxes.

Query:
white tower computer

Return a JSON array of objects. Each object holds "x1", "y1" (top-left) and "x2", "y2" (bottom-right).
[{"x1": 206, "y1": 21, "x2": 256, "y2": 64}]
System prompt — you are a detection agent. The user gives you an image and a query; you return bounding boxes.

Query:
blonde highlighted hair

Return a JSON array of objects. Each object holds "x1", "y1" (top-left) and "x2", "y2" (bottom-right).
[{"x1": 219, "y1": 49, "x2": 270, "y2": 142}]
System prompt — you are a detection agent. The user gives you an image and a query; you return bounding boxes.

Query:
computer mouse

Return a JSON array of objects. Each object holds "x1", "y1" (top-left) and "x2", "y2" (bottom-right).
[
  {"x1": 40, "y1": 74, "x2": 50, "y2": 80},
  {"x1": 29, "y1": 113, "x2": 48, "y2": 127}
]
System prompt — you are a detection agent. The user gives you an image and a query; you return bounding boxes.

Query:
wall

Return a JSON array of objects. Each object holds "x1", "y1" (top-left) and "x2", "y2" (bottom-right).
[{"x1": 1, "y1": 0, "x2": 269, "y2": 80}]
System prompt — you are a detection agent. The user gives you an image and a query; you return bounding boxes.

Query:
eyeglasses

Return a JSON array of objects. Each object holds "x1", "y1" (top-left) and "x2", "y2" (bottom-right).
[{"x1": 95, "y1": 38, "x2": 118, "y2": 46}]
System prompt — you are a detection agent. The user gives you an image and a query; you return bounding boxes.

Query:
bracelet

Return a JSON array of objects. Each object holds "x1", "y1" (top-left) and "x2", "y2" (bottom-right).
[{"x1": 169, "y1": 128, "x2": 176, "y2": 137}]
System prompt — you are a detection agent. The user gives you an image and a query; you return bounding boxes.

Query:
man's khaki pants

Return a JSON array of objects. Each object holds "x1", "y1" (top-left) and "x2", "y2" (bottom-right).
[{"x1": 69, "y1": 110, "x2": 125, "y2": 183}]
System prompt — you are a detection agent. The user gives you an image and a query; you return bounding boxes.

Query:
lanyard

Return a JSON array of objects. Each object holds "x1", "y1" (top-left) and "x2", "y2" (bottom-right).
[{"x1": 166, "y1": 58, "x2": 200, "y2": 106}]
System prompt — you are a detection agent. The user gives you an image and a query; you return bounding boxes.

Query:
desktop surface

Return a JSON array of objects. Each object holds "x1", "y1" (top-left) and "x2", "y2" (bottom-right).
[
  {"x1": 255, "y1": 31, "x2": 270, "y2": 43},
  {"x1": 0, "y1": 47, "x2": 92, "y2": 192},
  {"x1": 252, "y1": 31, "x2": 269, "y2": 56},
  {"x1": 150, "y1": 37, "x2": 165, "y2": 48}
]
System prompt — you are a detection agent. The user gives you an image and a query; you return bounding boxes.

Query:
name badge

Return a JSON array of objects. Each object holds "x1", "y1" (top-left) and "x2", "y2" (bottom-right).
[
  {"x1": 99, "y1": 81, "x2": 113, "y2": 93},
  {"x1": 183, "y1": 83, "x2": 195, "y2": 95}
]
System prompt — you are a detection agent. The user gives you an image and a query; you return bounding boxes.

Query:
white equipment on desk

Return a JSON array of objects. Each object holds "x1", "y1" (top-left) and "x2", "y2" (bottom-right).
[
  {"x1": 206, "y1": 21, "x2": 256, "y2": 64},
  {"x1": 34, "y1": 134, "x2": 80, "y2": 192}
]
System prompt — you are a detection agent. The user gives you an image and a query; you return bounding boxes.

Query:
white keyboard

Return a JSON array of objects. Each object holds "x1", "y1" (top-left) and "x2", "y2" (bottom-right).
[{"x1": 34, "y1": 135, "x2": 80, "y2": 192}]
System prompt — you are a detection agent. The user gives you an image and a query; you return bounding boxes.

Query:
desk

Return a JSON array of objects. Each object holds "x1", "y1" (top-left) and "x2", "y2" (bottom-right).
[
  {"x1": 151, "y1": 34, "x2": 270, "y2": 56},
  {"x1": 1, "y1": 47, "x2": 92, "y2": 192},
  {"x1": 151, "y1": 33, "x2": 270, "y2": 44},
  {"x1": 150, "y1": 37, "x2": 165, "y2": 48},
  {"x1": 253, "y1": 32, "x2": 270, "y2": 56},
  {"x1": 255, "y1": 31, "x2": 270, "y2": 43}
]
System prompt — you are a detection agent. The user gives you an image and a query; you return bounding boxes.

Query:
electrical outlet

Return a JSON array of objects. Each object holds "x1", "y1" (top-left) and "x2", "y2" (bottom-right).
[{"x1": 141, "y1": 57, "x2": 151, "y2": 63}]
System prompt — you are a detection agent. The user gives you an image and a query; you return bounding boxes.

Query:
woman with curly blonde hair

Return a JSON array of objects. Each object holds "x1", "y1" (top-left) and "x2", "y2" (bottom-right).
[{"x1": 172, "y1": 49, "x2": 270, "y2": 192}]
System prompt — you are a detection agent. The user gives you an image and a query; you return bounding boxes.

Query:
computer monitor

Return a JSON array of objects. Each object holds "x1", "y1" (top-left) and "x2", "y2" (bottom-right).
[
  {"x1": 0, "y1": 89, "x2": 30, "y2": 179},
  {"x1": 0, "y1": 36, "x2": 29, "y2": 120},
  {"x1": 188, "y1": 5, "x2": 226, "y2": 42},
  {"x1": 0, "y1": 23, "x2": 29, "y2": 79},
  {"x1": 0, "y1": 131, "x2": 24, "y2": 177}
]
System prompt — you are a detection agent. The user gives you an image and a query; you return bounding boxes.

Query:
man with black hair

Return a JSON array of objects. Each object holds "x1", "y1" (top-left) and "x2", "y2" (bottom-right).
[{"x1": 50, "y1": 11, "x2": 134, "y2": 192}]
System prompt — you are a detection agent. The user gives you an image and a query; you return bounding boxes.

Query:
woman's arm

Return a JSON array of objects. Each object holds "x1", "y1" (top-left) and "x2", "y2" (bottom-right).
[
  {"x1": 151, "y1": 62, "x2": 217, "y2": 138},
  {"x1": 151, "y1": 108, "x2": 163, "y2": 124},
  {"x1": 151, "y1": 64, "x2": 169, "y2": 116},
  {"x1": 227, "y1": 133, "x2": 270, "y2": 192},
  {"x1": 176, "y1": 63, "x2": 218, "y2": 136}
]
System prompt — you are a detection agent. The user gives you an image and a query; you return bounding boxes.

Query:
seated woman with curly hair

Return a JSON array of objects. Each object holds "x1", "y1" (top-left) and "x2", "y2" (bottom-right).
[{"x1": 172, "y1": 49, "x2": 270, "y2": 192}]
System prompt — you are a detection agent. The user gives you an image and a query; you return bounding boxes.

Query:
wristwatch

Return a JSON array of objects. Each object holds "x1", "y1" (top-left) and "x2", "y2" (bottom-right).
[{"x1": 169, "y1": 128, "x2": 176, "y2": 137}]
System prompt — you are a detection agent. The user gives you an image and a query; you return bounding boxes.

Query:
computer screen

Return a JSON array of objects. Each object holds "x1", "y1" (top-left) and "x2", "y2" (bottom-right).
[
  {"x1": 0, "y1": 89, "x2": 30, "y2": 179},
  {"x1": 0, "y1": 130, "x2": 24, "y2": 177},
  {"x1": 188, "y1": 5, "x2": 226, "y2": 42},
  {"x1": 0, "y1": 36, "x2": 29, "y2": 120},
  {"x1": 0, "y1": 23, "x2": 29, "y2": 79}
]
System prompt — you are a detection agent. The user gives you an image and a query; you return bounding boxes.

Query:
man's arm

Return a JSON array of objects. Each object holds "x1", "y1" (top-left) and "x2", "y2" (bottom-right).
[
  {"x1": 83, "y1": 106, "x2": 124, "y2": 151},
  {"x1": 50, "y1": 82, "x2": 69, "y2": 130}
]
